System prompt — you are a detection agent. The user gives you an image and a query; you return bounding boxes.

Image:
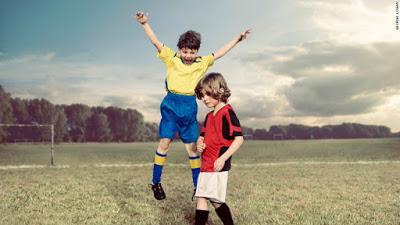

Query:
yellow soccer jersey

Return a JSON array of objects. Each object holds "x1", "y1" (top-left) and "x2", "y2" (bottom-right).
[{"x1": 157, "y1": 45, "x2": 214, "y2": 95}]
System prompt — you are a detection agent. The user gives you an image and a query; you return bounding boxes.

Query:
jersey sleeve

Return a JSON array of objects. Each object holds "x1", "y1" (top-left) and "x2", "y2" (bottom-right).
[
  {"x1": 202, "y1": 54, "x2": 215, "y2": 68},
  {"x1": 157, "y1": 45, "x2": 176, "y2": 63},
  {"x1": 222, "y1": 109, "x2": 242, "y2": 140}
]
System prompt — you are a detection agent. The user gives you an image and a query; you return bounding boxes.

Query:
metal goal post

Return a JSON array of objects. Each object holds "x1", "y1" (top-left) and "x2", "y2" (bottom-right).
[{"x1": 0, "y1": 123, "x2": 55, "y2": 166}]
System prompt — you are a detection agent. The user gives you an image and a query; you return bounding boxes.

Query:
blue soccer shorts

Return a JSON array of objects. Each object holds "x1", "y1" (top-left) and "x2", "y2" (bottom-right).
[{"x1": 159, "y1": 92, "x2": 199, "y2": 143}]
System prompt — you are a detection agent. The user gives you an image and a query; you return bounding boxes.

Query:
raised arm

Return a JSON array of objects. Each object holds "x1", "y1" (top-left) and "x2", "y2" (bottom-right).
[
  {"x1": 134, "y1": 12, "x2": 163, "y2": 52},
  {"x1": 213, "y1": 29, "x2": 251, "y2": 61}
]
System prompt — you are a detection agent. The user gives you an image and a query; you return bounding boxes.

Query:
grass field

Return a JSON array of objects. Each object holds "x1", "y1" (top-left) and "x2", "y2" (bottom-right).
[{"x1": 1, "y1": 139, "x2": 399, "y2": 225}]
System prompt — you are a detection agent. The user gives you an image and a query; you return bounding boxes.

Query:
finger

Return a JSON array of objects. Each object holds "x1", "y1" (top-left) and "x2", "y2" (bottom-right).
[
  {"x1": 243, "y1": 29, "x2": 251, "y2": 35},
  {"x1": 214, "y1": 162, "x2": 219, "y2": 171}
]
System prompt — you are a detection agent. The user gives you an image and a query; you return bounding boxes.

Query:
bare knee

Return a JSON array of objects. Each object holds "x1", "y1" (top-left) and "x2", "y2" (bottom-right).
[
  {"x1": 185, "y1": 143, "x2": 197, "y2": 156},
  {"x1": 158, "y1": 138, "x2": 171, "y2": 153},
  {"x1": 197, "y1": 197, "x2": 209, "y2": 210},
  {"x1": 211, "y1": 202, "x2": 222, "y2": 209}
]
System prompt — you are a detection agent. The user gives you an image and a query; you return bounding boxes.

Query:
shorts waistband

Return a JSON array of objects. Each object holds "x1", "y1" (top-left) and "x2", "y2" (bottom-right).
[{"x1": 166, "y1": 91, "x2": 196, "y2": 99}]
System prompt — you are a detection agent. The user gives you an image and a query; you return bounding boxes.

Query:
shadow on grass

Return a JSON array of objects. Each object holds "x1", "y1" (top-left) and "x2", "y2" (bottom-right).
[
  {"x1": 105, "y1": 178, "x2": 213, "y2": 224},
  {"x1": 162, "y1": 191, "x2": 217, "y2": 225}
]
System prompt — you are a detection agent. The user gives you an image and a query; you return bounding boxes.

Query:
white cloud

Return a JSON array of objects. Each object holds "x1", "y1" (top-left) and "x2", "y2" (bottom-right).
[
  {"x1": 2, "y1": 34, "x2": 400, "y2": 132},
  {"x1": 234, "y1": 39, "x2": 400, "y2": 131},
  {"x1": 0, "y1": 53, "x2": 165, "y2": 122},
  {"x1": 240, "y1": 41, "x2": 400, "y2": 116},
  {"x1": 299, "y1": 0, "x2": 399, "y2": 43}
]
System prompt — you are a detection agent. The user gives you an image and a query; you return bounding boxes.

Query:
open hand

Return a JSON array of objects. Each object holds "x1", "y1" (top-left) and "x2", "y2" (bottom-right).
[
  {"x1": 238, "y1": 29, "x2": 251, "y2": 42},
  {"x1": 135, "y1": 11, "x2": 148, "y2": 24}
]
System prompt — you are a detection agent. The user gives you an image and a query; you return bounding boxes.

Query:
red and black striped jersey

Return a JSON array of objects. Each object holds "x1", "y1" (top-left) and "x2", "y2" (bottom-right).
[{"x1": 200, "y1": 104, "x2": 242, "y2": 172}]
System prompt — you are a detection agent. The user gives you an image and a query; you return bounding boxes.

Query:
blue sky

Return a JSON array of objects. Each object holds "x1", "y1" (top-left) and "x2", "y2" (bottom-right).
[{"x1": 1, "y1": 0, "x2": 400, "y2": 131}]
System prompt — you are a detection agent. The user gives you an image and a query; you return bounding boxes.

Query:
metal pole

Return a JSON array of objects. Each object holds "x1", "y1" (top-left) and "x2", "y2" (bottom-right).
[
  {"x1": 50, "y1": 124, "x2": 55, "y2": 166},
  {"x1": 0, "y1": 123, "x2": 56, "y2": 166}
]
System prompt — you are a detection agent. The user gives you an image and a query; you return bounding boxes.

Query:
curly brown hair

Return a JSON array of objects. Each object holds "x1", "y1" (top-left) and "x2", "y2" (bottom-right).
[
  {"x1": 195, "y1": 72, "x2": 231, "y2": 103},
  {"x1": 177, "y1": 30, "x2": 201, "y2": 50}
]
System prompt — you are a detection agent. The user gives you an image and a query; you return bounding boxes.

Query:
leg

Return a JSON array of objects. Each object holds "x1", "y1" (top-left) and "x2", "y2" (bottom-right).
[
  {"x1": 211, "y1": 201, "x2": 222, "y2": 209},
  {"x1": 197, "y1": 197, "x2": 209, "y2": 211},
  {"x1": 195, "y1": 197, "x2": 209, "y2": 225},
  {"x1": 150, "y1": 138, "x2": 171, "y2": 200},
  {"x1": 185, "y1": 143, "x2": 201, "y2": 190},
  {"x1": 212, "y1": 202, "x2": 234, "y2": 225},
  {"x1": 152, "y1": 138, "x2": 171, "y2": 184},
  {"x1": 158, "y1": 138, "x2": 171, "y2": 155}
]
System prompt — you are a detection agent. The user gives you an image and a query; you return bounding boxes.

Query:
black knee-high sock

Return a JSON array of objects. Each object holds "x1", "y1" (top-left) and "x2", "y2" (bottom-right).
[
  {"x1": 195, "y1": 209, "x2": 209, "y2": 225},
  {"x1": 215, "y1": 203, "x2": 234, "y2": 225}
]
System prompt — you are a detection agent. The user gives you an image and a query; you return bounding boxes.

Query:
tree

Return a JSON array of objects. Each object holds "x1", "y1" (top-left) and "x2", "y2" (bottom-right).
[
  {"x1": 287, "y1": 124, "x2": 312, "y2": 139},
  {"x1": 26, "y1": 99, "x2": 56, "y2": 142},
  {"x1": 64, "y1": 104, "x2": 92, "y2": 142},
  {"x1": 103, "y1": 107, "x2": 126, "y2": 141},
  {"x1": 269, "y1": 125, "x2": 287, "y2": 140},
  {"x1": 85, "y1": 112, "x2": 111, "y2": 142},
  {"x1": 125, "y1": 109, "x2": 145, "y2": 142},
  {"x1": 53, "y1": 106, "x2": 68, "y2": 142},
  {"x1": 0, "y1": 85, "x2": 15, "y2": 142},
  {"x1": 321, "y1": 125, "x2": 334, "y2": 139},
  {"x1": 254, "y1": 128, "x2": 269, "y2": 140},
  {"x1": 10, "y1": 98, "x2": 29, "y2": 123},
  {"x1": 241, "y1": 126, "x2": 254, "y2": 139},
  {"x1": 8, "y1": 98, "x2": 30, "y2": 141},
  {"x1": 141, "y1": 122, "x2": 158, "y2": 141},
  {"x1": 103, "y1": 107, "x2": 146, "y2": 142},
  {"x1": 310, "y1": 126, "x2": 322, "y2": 139}
]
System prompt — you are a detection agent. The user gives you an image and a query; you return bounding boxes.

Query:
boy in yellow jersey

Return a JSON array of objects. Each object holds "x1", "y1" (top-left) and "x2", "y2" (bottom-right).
[{"x1": 135, "y1": 11, "x2": 250, "y2": 200}]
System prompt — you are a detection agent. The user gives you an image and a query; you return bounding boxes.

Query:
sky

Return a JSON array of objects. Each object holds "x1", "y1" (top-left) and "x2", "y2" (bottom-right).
[{"x1": 1, "y1": 0, "x2": 399, "y2": 132}]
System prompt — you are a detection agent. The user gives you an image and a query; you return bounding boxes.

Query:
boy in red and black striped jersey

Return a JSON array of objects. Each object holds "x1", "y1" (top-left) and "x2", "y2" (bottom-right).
[{"x1": 194, "y1": 72, "x2": 244, "y2": 225}]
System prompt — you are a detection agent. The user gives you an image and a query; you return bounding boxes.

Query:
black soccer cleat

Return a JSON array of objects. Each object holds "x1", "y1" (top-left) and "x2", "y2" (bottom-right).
[
  {"x1": 192, "y1": 189, "x2": 196, "y2": 201},
  {"x1": 150, "y1": 183, "x2": 166, "y2": 200}
]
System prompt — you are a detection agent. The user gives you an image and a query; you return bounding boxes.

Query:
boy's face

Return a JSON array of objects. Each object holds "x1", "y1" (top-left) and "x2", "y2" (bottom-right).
[
  {"x1": 201, "y1": 92, "x2": 220, "y2": 109},
  {"x1": 179, "y1": 48, "x2": 198, "y2": 65}
]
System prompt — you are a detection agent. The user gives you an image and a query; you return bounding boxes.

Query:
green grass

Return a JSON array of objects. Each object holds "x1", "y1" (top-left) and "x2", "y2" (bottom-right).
[
  {"x1": 0, "y1": 139, "x2": 400, "y2": 225},
  {"x1": 1, "y1": 138, "x2": 399, "y2": 166}
]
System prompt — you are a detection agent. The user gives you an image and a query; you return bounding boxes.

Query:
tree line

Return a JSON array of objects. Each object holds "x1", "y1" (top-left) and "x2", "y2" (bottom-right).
[
  {"x1": 241, "y1": 123, "x2": 396, "y2": 140},
  {"x1": 0, "y1": 85, "x2": 157, "y2": 143},
  {"x1": 1, "y1": 85, "x2": 398, "y2": 143}
]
